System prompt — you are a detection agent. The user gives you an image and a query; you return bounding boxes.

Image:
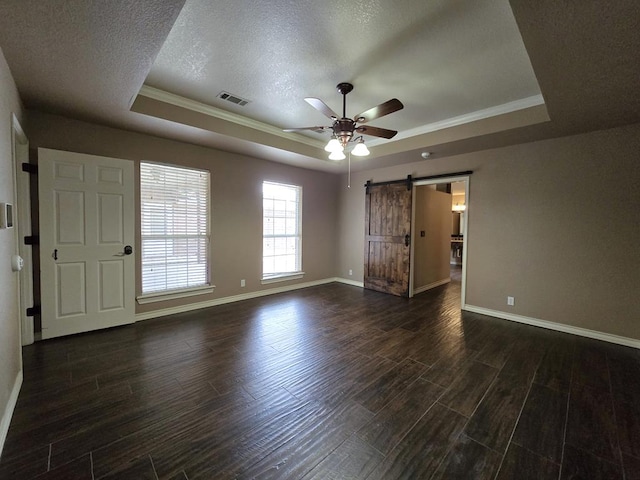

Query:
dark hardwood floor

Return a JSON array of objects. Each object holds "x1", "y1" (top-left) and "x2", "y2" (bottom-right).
[{"x1": 1, "y1": 271, "x2": 639, "y2": 479}]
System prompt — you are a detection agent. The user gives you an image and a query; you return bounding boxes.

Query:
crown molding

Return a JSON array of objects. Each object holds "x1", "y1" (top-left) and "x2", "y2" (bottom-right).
[
  {"x1": 136, "y1": 85, "x2": 326, "y2": 149},
  {"x1": 367, "y1": 94, "x2": 546, "y2": 147},
  {"x1": 137, "y1": 86, "x2": 546, "y2": 155}
]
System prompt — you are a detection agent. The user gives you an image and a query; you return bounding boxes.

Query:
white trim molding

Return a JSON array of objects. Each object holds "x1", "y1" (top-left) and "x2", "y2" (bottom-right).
[
  {"x1": 0, "y1": 370, "x2": 22, "y2": 458},
  {"x1": 136, "y1": 277, "x2": 337, "y2": 322},
  {"x1": 367, "y1": 94, "x2": 544, "y2": 146},
  {"x1": 335, "y1": 277, "x2": 365, "y2": 288},
  {"x1": 12, "y1": 114, "x2": 34, "y2": 346},
  {"x1": 137, "y1": 85, "x2": 325, "y2": 149},
  {"x1": 413, "y1": 278, "x2": 451, "y2": 295},
  {"x1": 367, "y1": 95, "x2": 546, "y2": 147},
  {"x1": 137, "y1": 285, "x2": 215, "y2": 305},
  {"x1": 261, "y1": 272, "x2": 305, "y2": 285},
  {"x1": 464, "y1": 305, "x2": 640, "y2": 350}
]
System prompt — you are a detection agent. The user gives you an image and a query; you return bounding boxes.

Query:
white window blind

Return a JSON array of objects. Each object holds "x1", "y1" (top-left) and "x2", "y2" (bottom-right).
[
  {"x1": 263, "y1": 181, "x2": 302, "y2": 277},
  {"x1": 140, "y1": 162, "x2": 210, "y2": 294}
]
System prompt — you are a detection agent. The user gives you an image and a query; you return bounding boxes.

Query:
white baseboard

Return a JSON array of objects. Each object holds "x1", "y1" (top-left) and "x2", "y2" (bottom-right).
[
  {"x1": 134, "y1": 281, "x2": 639, "y2": 350},
  {"x1": 414, "y1": 278, "x2": 451, "y2": 295},
  {"x1": 136, "y1": 277, "x2": 340, "y2": 322},
  {"x1": 335, "y1": 277, "x2": 364, "y2": 288},
  {"x1": 464, "y1": 305, "x2": 640, "y2": 349},
  {"x1": 0, "y1": 370, "x2": 22, "y2": 459}
]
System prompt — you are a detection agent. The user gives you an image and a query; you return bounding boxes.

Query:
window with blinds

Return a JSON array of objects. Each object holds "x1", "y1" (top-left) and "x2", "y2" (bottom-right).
[
  {"x1": 140, "y1": 162, "x2": 210, "y2": 294},
  {"x1": 262, "y1": 181, "x2": 302, "y2": 278}
]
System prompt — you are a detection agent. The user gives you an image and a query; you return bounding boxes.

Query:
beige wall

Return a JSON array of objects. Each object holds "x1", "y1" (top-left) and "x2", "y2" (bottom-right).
[
  {"x1": 413, "y1": 186, "x2": 451, "y2": 290},
  {"x1": 452, "y1": 193, "x2": 465, "y2": 208},
  {"x1": 17, "y1": 107, "x2": 640, "y2": 343},
  {"x1": 26, "y1": 111, "x2": 340, "y2": 315},
  {"x1": 339, "y1": 123, "x2": 640, "y2": 341},
  {"x1": 0, "y1": 47, "x2": 24, "y2": 450}
]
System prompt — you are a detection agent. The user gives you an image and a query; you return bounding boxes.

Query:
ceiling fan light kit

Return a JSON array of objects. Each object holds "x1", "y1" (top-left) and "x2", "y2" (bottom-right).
[
  {"x1": 284, "y1": 82, "x2": 403, "y2": 161},
  {"x1": 351, "y1": 137, "x2": 370, "y2": 156},
  {"x1": 324, "y1": 137, "x2": 344, "y2": 153}
]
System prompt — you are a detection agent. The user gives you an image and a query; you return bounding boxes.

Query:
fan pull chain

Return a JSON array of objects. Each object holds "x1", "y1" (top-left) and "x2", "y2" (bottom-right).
[{"x1": 348, "y1": 151, "x2": 351, "y2": 188}]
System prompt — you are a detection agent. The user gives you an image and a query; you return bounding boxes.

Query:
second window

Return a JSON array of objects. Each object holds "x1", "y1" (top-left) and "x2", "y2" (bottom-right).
[{"x1": 262, "y1": 181, "x2": 302, "y2": 279}]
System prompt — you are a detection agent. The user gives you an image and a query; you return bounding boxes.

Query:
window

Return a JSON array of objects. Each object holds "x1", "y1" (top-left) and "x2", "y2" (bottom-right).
[
  {"x1": 140, "y1": 162, "x2": 210, "y2": 295},
  {"x1": 262, "y1": 181, "x2": 302, "y2": 279}
]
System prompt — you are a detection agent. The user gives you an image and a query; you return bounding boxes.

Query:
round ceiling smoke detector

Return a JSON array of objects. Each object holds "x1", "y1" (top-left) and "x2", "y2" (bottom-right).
[{"x1": 421, "y1": 151, "x2": 431, "y2": 159}]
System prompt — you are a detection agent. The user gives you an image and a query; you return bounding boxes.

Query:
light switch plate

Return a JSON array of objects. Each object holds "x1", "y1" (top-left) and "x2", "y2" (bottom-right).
[{"x1": 0, "y1": 203, "x2": 13, "y2": 228}]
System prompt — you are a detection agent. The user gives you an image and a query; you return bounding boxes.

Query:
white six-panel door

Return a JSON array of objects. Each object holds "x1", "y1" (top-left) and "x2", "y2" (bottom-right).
[{"x1": 38, "y1": 148, "x2": 135, "y2": 339}]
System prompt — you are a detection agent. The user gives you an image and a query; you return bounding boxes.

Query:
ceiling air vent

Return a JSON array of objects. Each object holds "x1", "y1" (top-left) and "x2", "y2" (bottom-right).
[{"x1": 217, "y1": 91, "x2": 250, "y2": 107}]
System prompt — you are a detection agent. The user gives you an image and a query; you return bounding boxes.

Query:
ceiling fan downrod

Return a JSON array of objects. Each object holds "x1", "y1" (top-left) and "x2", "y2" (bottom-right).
[{"x1": 335, "y1": 82, "x2": 356, "y2": 146}]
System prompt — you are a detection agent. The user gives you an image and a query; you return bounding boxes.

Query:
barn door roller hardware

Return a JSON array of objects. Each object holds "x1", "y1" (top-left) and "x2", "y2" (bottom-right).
[{"x1": 364, "y1": 171, "x2": 473, "y2": 189}]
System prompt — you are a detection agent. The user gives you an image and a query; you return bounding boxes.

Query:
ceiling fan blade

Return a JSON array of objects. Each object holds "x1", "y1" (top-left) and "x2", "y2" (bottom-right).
[
  {"x1": 304, "y1": 97, "x2": 340, "y2": 120},
  {"x1": 357, "y1": 125, "x2": 398, "y2": 139},
  {"x1": 354, "y1": 98, "x2": 404, "y2": 124},
  {"x1": 283, "y1": 126, "x2": 330, "y2": 133}
]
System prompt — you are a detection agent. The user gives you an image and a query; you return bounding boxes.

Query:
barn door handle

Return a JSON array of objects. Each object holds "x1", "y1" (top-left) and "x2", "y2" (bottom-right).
[
  {"x1": 53, "y1": 249, "x2": 58, "y2": 260},
  {"x1": 405, "y1": 234, "x2": 410, "y2": 247}
]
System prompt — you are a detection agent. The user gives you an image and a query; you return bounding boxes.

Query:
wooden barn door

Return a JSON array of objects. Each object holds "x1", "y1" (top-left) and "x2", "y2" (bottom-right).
[{"x1": 364, "y1": 182, "x2": 412, "y2": 296}]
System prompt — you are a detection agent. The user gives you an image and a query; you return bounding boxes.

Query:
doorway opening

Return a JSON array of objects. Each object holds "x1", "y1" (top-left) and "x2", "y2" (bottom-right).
[
  {"x1": 410, "y1": 176, "x2": 469, "y2": 308},
  {"x1": 11, "y1": 115, "x2": 34, "y2": 346}
]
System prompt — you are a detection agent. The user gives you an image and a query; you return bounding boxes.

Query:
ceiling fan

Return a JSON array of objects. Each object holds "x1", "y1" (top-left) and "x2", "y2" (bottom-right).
[{"x1": 284, "y1": 82, "x2": 404, "y2": 160}]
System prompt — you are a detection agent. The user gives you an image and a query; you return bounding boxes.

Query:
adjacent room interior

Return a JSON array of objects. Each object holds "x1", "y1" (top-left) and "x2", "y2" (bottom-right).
[{"x1": 0, "y1": 1, "x2": 638, "y2": 478}]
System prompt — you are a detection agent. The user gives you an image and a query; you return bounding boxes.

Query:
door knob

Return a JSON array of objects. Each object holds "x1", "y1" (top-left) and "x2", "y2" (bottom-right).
[{"x1": 114, "y1": 245, "x2": 133, "y2": 257}]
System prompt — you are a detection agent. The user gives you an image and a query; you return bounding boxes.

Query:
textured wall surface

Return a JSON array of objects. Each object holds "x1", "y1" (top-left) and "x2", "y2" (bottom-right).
[
  {"x1": 338, "y1": 123, "x2": 640, "y2": 341},
  {"x1": 26, "y1": 110, "x2": 340, "y2": 315},
  {"x1": 0, "y1": 46, "x2": 24, "y2": 453}
]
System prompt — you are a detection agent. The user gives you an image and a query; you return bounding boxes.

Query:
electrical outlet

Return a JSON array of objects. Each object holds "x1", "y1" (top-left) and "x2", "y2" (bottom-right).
[
  {"x1": 507, "y1": 296, "x2": 515, "y2": 306},
  {"x1": 240, "y1": 279, "x2": 246, "y2": 287},
  {"x1": 349, "y1": 269, "x2": 353, "y2": 276}
]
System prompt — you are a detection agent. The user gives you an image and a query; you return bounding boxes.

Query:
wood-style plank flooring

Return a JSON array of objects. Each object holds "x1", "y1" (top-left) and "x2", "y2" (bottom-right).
[{"x1": 1, "y1": 270, "x2": 639, "y2": 479}]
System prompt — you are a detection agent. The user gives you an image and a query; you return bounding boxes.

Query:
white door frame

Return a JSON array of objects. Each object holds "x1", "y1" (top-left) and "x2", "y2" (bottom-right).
[
  {"x1": 410, "y1": 175, "x2": 470, "y2": 308},
  {"x1": 11, "y1": 114, "x2": 34, "y2": 345}
]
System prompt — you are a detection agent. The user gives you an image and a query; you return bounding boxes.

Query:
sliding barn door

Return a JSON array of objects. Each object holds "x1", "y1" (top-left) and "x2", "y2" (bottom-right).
[{"x1": 364, "y1": 183, "x2": 412, "y2": 296}]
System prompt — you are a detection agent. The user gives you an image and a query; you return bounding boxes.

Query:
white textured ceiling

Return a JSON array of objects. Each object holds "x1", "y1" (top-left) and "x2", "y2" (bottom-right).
[
  {"x1": 0, "y1": 0, "x2": 185, "y2": 123},
  {"x1": 0, "y1": 0, "x2": 638, "y2": 173},
  {"x1": 145, "y1": 0, "x2": 541, "y2": 139}
]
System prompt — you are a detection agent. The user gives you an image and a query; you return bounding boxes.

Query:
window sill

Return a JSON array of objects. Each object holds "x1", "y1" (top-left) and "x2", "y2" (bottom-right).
[
  {"x1": 261, "y1": 272, "x2": 305, "y2": 285},
  {"x1": 137, "y1": 285, "x2": 215, "y2": 304}
]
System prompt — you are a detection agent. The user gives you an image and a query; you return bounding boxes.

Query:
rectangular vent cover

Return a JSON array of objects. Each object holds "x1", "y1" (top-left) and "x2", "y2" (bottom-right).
[{"x1": 217, "y1": 91, "x2": 250, "y2": 106}]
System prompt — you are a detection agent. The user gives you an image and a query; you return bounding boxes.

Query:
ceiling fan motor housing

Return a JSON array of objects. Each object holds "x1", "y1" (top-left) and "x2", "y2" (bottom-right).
[{"x1": 333, "y1": 118, "x2": 356, "y2": 146}]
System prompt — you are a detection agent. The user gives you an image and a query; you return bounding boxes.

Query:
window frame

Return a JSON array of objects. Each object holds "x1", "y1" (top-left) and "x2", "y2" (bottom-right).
[
  {"x1": 137, "y1": 161, "x2": 213, "y2": 303},
  {"x1": 261, "y1": 181, "x2": 304, "y2": 283}
]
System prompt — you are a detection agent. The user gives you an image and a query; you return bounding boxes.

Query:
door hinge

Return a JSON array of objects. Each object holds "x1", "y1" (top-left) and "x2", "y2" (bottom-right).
[
  {"x1": 22, "y1": 163, "x2": 38, "y2": 174},
  {"x1": 26, "y1": 305, "x2": 41, "y2": 317},
  {"x1": 24, "y1": 235, "x2": 39, "y2": 245}
]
